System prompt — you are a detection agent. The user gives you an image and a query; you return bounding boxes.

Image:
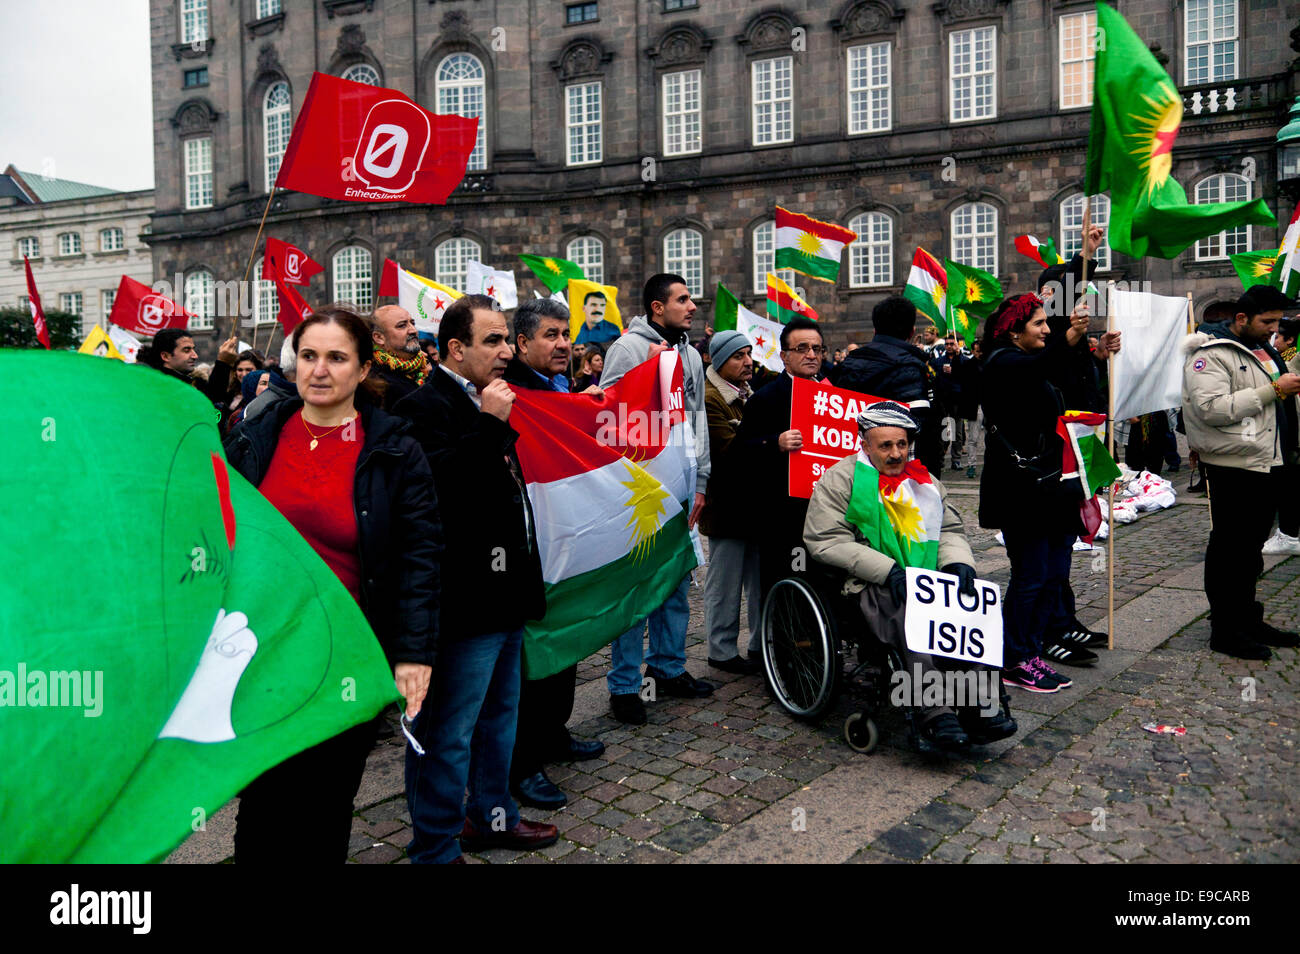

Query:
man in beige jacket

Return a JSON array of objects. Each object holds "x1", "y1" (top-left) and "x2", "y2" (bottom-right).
[
  {"x1": 1182, "y1": 284, "x2": 1300, "y2": 660},
  {"x1": 803, "y1": 401, "x2": 1016, "y2": 749}
]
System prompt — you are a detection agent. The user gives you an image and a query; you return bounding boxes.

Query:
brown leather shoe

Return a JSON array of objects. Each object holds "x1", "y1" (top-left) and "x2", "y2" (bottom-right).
[{"x1": 460, "y1": 817, "x2": 559, "y2": 853}]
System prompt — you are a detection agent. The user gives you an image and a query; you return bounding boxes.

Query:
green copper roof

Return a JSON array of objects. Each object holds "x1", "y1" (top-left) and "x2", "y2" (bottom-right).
[{"x1": 15, "y1": 169, "x2": 118, "y2": 202}]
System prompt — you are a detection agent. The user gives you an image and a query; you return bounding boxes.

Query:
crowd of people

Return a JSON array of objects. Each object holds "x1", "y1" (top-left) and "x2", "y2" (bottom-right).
[{"x1": 130, "y1": 222, "x2": 1300, "y2": 862}]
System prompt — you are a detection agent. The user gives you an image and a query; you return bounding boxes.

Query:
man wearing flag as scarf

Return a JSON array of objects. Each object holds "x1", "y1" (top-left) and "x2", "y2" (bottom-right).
[{"x1": 803, "y1": 402, "x2": 1017, "y2": 750}]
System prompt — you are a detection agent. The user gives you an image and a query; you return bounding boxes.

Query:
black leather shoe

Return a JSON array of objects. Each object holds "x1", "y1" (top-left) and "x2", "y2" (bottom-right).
[
  {"x1": 646, "y1": 668, "x2": 715, "y2": 697},
  {"x1": 708, "y1": 654, "x2": 760, "y2": 675},
  {"x1": 920, "y1": 713, "x2": 970, "y2": 750},
  {"x1": 511, "y1": 771, "x2": 568, "y2": 809},
  {"x1": 610, "y1": 692, "x2": 647, "y2": 725},
  {"x1": 959, "y1": 709, "x2": 1018, "y2": 745},
  {"x1": 1210, "y1": 632, "x2": 1272, "y2": 661},
  {"x1": 546, "y1": 736, "x2": 605, "y2": 762},
  {"x1": 1254, "y1": 621, "x2": 1299, "y2": 648}
]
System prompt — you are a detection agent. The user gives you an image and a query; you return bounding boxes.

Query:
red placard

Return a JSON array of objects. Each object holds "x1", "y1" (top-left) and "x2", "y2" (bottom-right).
[{"x1": 789, "y1": 377, "x2": 897, "y2": 498}]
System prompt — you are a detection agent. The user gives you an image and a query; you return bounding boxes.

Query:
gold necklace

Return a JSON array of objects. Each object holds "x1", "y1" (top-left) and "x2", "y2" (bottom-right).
[{"x1": 301, "y1": 413, "x2": 351, "y2": 451}]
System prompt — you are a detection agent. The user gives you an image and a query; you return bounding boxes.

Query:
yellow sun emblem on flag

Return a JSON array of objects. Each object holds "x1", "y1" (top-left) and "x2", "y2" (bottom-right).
[
  {"x1": 796, "y1": 231, "x2": 824, "y2": 257},
  {"x1": 1253, "y1": 256, "x2": 1277, "y2": 277},
  {"x1": 1127, "y1": 81, "x2": 1183, "y2": 196},
  {"x1": 543, "y1": 257, "x2": 561, "y2": 274},
  {"x1": 964, "y1": 276, "x2": 984, "y2": 302},
  {"x1": 882, "y1": 488, "x2": 925, "y2": 542},
  {"x1": 931, "y1": 285, "x2": 947, "y2": 310},
  {"x1": 620, "y1": 459, "x2": 671, "y2": 562}
]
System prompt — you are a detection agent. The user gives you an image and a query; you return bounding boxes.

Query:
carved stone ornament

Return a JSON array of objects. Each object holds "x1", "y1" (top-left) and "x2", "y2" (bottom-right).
[
  {"x1": 649, "y1": 25, "x2": 713, "y2": 66},
  {"x1": 931, "y1": 0, "x2": 1010, "y2": 26},
  {"x1": 256, "y1": 43, "x2": 282, "y2": 76},
  {"x1": 323, "y1": 0, "x2": 375, "y2": 19},
  {"x1": 440, "y1": 11, "x2": 472, "y2": 41},
  {"x1": 951, "y1": 125, "x2": 994, "y2": 147},
  {"x1": 738, "y1": 13, "x2": 796, "y2": 52},
  {"x1": 665, "y1": 157, "x2": 702, "y2": 178},
  {"x1": 851, "y1": 137, "x2": 890, "y2": 158},
  {"x1": 552, "y1": 39, "x2": 613, "y2": 81},
  {"x1": 832, "y1": 1, "x2": 904, "y2": 38},
  {"x1": 171, "y1": 100, "x2": 218, "y2": 132},
  {"x1": 338, "y1": 24, "x2": 366, "y2": 55}
]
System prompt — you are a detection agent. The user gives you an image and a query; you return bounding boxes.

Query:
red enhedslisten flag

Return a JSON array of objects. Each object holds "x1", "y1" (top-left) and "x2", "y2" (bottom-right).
[
  {"x1": 108, "y1": 276, "x2": 194, "y2": 337},
  {"x1": 262, "y1": 237, "x2": 322, "y2": 286},
  {"x1": 23, "y1": 256, "x2": 50, "y2": 349}
]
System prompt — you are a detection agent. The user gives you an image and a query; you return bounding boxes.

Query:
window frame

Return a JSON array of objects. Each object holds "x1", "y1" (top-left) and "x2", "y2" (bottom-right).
[
  {"x1": 263, "y1": 80, "x2": 292, "y2": 192},
  {"x1": 184, "y1": 269, "x2": 216, "y2": 331},
  {"x1": 184, "y1": 136, "x2": 214, "y2": 210},
  {"x1": 948, "y1": 25, "x2": 997, "y2": 123},
  {"x1": 663, "y1": 227, "x2": 704, "y2": 298},
  {"x1": 751, "y1": 55, "x2": 794, "y2": 146},
  {"x1": 847, "y1": 41, "x2": 891, "y2": 135},
  {"x1": 565, "y1": 81, "x2": 603, "y2": 167},
  {"x1": 341, "y1": 63, "x2": 380, "y2": 86},
  {"x1": 1193, "y1": 174, "x2": 1252, "y2": 260},
  {"x1": 180, "y1": 0, "x2": 208, "y2": 45},
  {"x1": 101, "y1": 289, "x2": 116, "y2": 318},
  {"x1": 662, "y1": 68, "x2": 703, "y2": 157},
  {"x1": 566, "y1": 235, "x2": 605, "y2": 286},
  {"x1": 565, "y1": 2, "x2": 599, "y2": 25},
  {"x1": 434, "y1": 237, "x2": 483, "y2": 294},
  {"x1": 847, "y1": 211, "x2": 894, "y2": 288},
  {"x1": 58, "y1": 232, "x2": 82, "y2": 256},
  {"x1": 435, "y1": 53, "x2": 488, "y2": 172},
  {"x1": 253, "y1": 256, "x2": 280, "y2": 327},
  {"x1": 59, "y1": 292, "x2": 84, "y2": 316},
  {"x1": 751, "y1": 221, "x2": 797, "y2": 296},
  {"x1": 17, "y1": 236, "x2": 39, "y2": 258},
  {"x1": 99, "y1": 228, "x2": 125, "y2": 252},
  {"x1": 1060, "y1": 193, "x2": 1111, "y2": 271},
  {"x1": 1058, "y1": 10, "x2": 1096, "y2": 111},
  {"x1": 1184, "y1": 0, "x2": 1239, "y2": 86},
  {"x1": 331, "y1": 245, "x2": 374, "y2": 309},
  {"x1": 255, "y1": 0, "x2": 281, "y2": 19},
  {"x1": 950, "y1": 201, "x2": 999, "y2": 277}
]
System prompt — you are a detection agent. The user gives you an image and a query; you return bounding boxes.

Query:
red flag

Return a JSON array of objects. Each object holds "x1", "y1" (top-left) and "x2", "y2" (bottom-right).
[
  {"x1": 262, "y1": 237, "x2": 322, "y2": 287},
  {"x1": 274, "y1": 279, "x2": 313, "y2": 335},
  {"x1": 275, "y1": 72, "x2": 479, "y2": 206},
  {"x1": 108, "y1": 275, "x2": 194, "y2": 336},
  {"x1": 23, "y1": 256, "x2": 50, "y2": 349},
  {"x1": 379, "y1": 257, "x2": 401, "y2": 297}
]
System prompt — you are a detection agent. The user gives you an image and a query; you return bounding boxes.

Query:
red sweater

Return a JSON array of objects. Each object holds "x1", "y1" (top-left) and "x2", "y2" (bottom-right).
[{"x1": 260, "y1": 409, "x2": 365, "y2": 601}]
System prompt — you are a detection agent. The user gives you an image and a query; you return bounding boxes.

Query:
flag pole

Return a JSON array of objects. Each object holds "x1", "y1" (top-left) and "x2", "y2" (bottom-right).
[
  {"x1": 244, "y1": 185, "x2": 278, "y2": 354},
  {"x1": 1105, "y1": 277, "x2": 1115, "y2": 653}
]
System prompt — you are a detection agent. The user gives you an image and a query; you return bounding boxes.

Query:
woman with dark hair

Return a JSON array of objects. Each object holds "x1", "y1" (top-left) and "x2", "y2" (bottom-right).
[
  {"x1": 573, "y1": 345, "x2": 604, "y2": 391},
  {"x1": 979, "y1": 292, "x2": 1097, "y2": 694},
  {"x1": 223, "y1": 304, "x2": 441, "y2": 864},
  {"x1": 222, "y1": 350, "x2": 265, "y2": 432}
]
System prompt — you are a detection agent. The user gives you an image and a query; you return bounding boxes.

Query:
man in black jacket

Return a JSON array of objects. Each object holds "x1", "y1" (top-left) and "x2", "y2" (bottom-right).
[
  {"x1": 500, "y1": 298, "x2": 606, "y2": 811},
  {"x1": 369, "y1": 305, "x2": 431, "y2": 409},
  {"x1": 139, "y1": 328, "x2": 239, "y2": 412},
  {"x1": 832, "y1": 296, "x2": 943, "y2": 475},
  {"x1": 393, "y1": 294, "x2": 558, "y2": 864}
]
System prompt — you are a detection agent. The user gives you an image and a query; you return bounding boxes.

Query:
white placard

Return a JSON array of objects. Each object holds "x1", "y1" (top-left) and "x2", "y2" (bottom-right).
[{"x1": 903, "y1": 567, "x2": 1003, "y2": 668}]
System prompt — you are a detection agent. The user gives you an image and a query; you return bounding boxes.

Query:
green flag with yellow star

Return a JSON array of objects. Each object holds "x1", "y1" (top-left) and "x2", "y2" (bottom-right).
[
  {"x1": 1230, "y1": 249, "x2": 1280, "y2": 291},
  {"x1": 943, "y1": 259, "x2": 1000, "y2": 346},
  {"x1": 519, "y1": 254, "x2": 587, "y2": 294},
  {"x1": 1084, "y1": 3, "x2": 1275, "y2": 258}
]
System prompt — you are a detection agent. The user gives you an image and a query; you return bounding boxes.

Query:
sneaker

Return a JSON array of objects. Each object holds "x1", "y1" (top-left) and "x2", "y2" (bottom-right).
[
  {"x1": 1001, "y1": 660, "x2": 1060, "y2": 693},
  {"x1": 966, "y1": 466, "x2": 977, "y2": 479},
  {"x1": 1262, "y1": 530, "x2": 1300, "y2": 555},
  {"x1": 1028, "y1": 656, "x2": 1072, "y2": 688},
  {"x1": 1052, "y1": 628, "x2": 1108, "y2": 650},
  {"x1": 609, "y1": 692, "x2": 647, "y2": 725},
  {"x1": 1041, "y1": 641, "x2": 1099, "y2": 667}
]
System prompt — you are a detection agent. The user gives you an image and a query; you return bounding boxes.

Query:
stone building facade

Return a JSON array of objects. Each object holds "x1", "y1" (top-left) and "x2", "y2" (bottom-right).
[{"x1": 146, "y1": 0, "x2": 1300, "y2": 356}]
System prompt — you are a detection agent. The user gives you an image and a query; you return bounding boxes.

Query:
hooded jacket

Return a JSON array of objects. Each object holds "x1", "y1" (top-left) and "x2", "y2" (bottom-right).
[
  {"x1": 600, "y1": 314, "x2": 711, "y2": 495},
  {"x1": 1182, "y1": 321, "x2": 1295, "y2": 472}
]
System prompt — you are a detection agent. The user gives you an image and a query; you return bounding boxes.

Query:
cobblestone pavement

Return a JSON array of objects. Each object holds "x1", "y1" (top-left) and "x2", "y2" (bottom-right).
[{"x1": 169, "y1": 465, "x2": 1300, "y2": 864}]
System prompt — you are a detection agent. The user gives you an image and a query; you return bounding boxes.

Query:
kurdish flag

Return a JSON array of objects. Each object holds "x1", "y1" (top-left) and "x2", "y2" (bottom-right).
[
  {"x1": 0, "y1": 351, "x2": 396, "y2": 862},
  {"x1": 774, "y1": 206, "x2": 858, "y2": 283},
  {"x1": 767, "y1": 272, "x2": 819, "y2": 322},
  {"x1": 714, "y1": 282, "x2": 783, "y2": 372},
  {"x1": 844, "y1": 456, "x2": 942, "y2": 571},
  {"x1": 520, "y1": 254, "x2": 587, "y2": 294},
  {"x1": 511, "y1": 351, "x2": 700, "y2": 679},
  {"x1": 944, "y1": 259, "x2": 1002, "y2": 346},
  {"x1": 1057, "y1": 411, "x2": 1121, "y2": 498},
  {"x1": 380, "y1": 258, "x2": 461, "y2": 334},
  {"x1": 1015, "y1": 234, "x2": 1065, "y2": 268},
  {"x1": 1271, "y1": 200, "x2": 1300, "y2": 297},
  {"x1": 903, "y1": 247, "x2": 947, "y2": 330},
  {"x1": 1230, "y1": 249, "x2": 1280, "y2": 291},
  {"x1": 1085, "y1": 4, "x2": 1275, "y2": 258}
]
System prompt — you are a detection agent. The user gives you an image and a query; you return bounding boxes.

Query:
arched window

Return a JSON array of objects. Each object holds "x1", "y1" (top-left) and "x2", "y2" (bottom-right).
[
  {"x1": 1194, "y1": 174, "x2": 1251, "y2": 260},
  {"x1": 950, "y1": 201, "x2": 998, "y2": 276},
  {"x1": 751, "y1": 221, "x2": 796, "y2": 295},
  {"x1": 254, "y1": 257, "x2": 279, "y2": 327},
  {"x1": 1060, "y1": 193, "x2": 1111, "y2": 271},
  {"x1": 332, "y1": 246, "x2": 373, "y2": 309},
  {"x1": 263, "y1": 81, "x2": 292, "y2": 192},
  {"x1": 342, "y1": 63, "x2": 380, "y2": 86},
  {"x1": 435, "y1": 238, "x2": 482, "y2": 293},
  {"x1": 436, "y1": 53, "x2": 486, "y2": 171},
  {"x1": 185, "y1": 269, "x2": 215, "y2": 330},
  {"x1": 664, "y1": 228, "x2": 703, "y2": 297},
  {"x1": 567, "y1": 236, "x2": 604, "y2": 285},
  {"x1": 848, "y1": 212, "x2": 893, "y2": 287}
]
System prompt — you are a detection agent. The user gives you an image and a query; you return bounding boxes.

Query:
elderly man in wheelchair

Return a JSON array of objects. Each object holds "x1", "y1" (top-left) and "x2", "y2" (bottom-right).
[{"x1": 794, "y1": 400, "x2": 1018, "y2": 752}]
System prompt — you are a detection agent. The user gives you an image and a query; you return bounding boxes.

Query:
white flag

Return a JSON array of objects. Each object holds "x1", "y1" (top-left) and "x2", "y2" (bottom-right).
[
  {"x1": 738, "y1": 302, "x2": 785, "y2": 373},
  {"x1": 1274, "y1": 200, "x2": 1300, "y2": 297},
  {"x1": 391, "y1": 264, "x2": 461, "y2": 335},
  {"x1": 1110, "y1": 288, "x2": 1190, "y2": 421},
  {"x1": 107, "y1": 323, "x2": 140, "y2": 364},
  {"x1": 466, "y1": 261, "x2": 518, "y2": 310}
]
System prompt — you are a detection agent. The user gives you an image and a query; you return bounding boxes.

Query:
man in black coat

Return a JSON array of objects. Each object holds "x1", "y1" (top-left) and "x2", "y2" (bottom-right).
[
  {"x1": 499, "y1": 298, "x2": 606, "y2": 811},
  {"x1": 392, "y1": 294, "x2": 557, "y2": 864},
  {"x1": 370, "y1": 305, "x2": 432, "y2": 410},
  {"x1": 831, "y1": 296, "x2": 943, "y2": 475}
]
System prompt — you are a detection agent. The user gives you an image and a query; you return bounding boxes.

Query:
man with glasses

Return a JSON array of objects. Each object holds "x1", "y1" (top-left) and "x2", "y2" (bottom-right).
[{"x1": 735, "y1": 316, "x2": 827, "y2": 597}]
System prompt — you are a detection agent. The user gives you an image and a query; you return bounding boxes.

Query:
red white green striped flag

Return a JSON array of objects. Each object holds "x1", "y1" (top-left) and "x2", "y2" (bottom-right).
[
  {"x1": 510, "y1": 352, "x2": 700, "y2": 679},
  {"x1": 1014, "y1": 234, "x2": 1066, "y2": 268},
  {"x1": 1271, "y1": 200, "x2": 1300, "y2": 297},
  {"x1": 766, "y1": 272, "x2": 819, "y2": 322},
  {"x1": 844, "y1": 457, "x2": 942, "y2": 570},
  {"x1": 773, "y1": 206, "x2": 858, "y2": 283},
  {"x1": 714, "y1": 282, "x2": 784, "y2": 372},
  {"x1": 1057, "y1": 411, "x2": 1121, "y2": 498},
  {"x1": 903, "y1": 247, "x2": 947, "y2": 331}
]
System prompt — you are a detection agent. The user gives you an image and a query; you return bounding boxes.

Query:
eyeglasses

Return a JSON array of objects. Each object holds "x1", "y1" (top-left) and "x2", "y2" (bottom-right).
[{"x1": 787, "y1": 344, "x2": 827, "y2": 356}]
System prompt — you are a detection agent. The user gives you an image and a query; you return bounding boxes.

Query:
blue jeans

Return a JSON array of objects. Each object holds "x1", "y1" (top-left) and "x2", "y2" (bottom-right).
[
  {"x1": 1001, "y1": 528, "x2": 1074, "y2": 667},
  {"x1": 405, "y1": 628, "x2": 523, "y2": 864},
  {"x1": 607, "y1": 574, "x2": 690, "y2": 695}
]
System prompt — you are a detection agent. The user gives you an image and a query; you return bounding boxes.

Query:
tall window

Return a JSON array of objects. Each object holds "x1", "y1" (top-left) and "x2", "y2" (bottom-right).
[
  {"x1": 566, "y1": 82, "x2": 603, "y2": 166},
  {"x1": 264, "y1": 82, "x2": 292, "y2": 191},
  {"x1": 1185, "y1": 0, "x2": 1238, "y2": 85},
  {"x1": 435, "y1": 238, "x2": 481, "y2": 293},
  {"x1": 848, "y1": 212, "x2": 893, "y2": 287},
  {"x1": 662, "y1": 69, "x2": 702, "y2": 156},
  {"x1": 101, "y1": 289, "x2": 116, "y2": 318},
  {"x1": 184, "y1": 137, "x2": 213, "y2": 209},
  {"x1": 254, "y1": 257, "x2": 279, "y2": 326},
  {"x1": 436, "y1": 54, "x2": 487, "y2": 171},
  {"x1": 847, "y1": 42, "x2": 891, "y2": 134},
  {"x1": 58, "y1": 233, "x2": 82, "y2": 255},
  {"x1": 342, "y1": 63, "x2": 380, "y2": 86},
  {"x1": 1194, "y1": 174, "x2": 1251, "y2": 260},
  {"x1": 951, "y1": 202, "x2": 998, "y2": 275},
  {"x1": 949, "y1": 26, "x2": 996, "y2": 122},
  {"x1": 567, "y1": 236, "x2": 605, "y2": 285},
  {"x1": 100, "y1": 228, "x2": 125, "y2": 252},
  {"x1": 181, "y1": 0, "x2": 208, "y2": 45},
  {"x1": 185, "y1": 270, "x2": 215, "y2": 330},
  {"x1": 1061, "y1": 193, "x2": 1111, "y2": 271},
  {"x1": 1059, "y1": 11, "x2": 1096, "y2": 109},
  {"x1": 752, "y1": 56, "x2": 794, "y2": 145},
  {"x1": 752, "y1": 222, "x2": 796, "y2": 295},
  {"x1": 256, "y1": 0, "x2": 281, "y2": 18},
  {"x1": 664, "y1": 228, "x2": 703, "y2": 297},
  {"x1": 60, "y1": 293, "x2": 83, "y2": 316},
  {"x1": 17, "y1": 237, "x2": 39, "y2": 258},
  {"x1": 332, "y1": 246, "x2": 373, "y2": 308}
]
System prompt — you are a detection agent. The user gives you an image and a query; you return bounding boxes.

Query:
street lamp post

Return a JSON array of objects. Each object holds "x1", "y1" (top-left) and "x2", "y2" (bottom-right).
[{"x1": 1277, "y1": 95, "x2": 1300, "y2": 202}]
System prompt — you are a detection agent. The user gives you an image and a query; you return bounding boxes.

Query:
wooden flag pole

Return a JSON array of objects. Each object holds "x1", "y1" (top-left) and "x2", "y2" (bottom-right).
[
  {"x1": 243, "y1": 185, "x2": 278, "y2": 354},
  {"x1": 1105, "y1": 277, "x2": 1115, "y2": 653}
]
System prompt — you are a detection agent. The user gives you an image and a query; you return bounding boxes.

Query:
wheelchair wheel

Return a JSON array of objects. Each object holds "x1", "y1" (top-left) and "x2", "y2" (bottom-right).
[
  {"x1": 843, "y1": 712, "x2": 878, "y2": 754},
  {"x1": 761, "y1": 577, "x2": 841, "y2": 720}
]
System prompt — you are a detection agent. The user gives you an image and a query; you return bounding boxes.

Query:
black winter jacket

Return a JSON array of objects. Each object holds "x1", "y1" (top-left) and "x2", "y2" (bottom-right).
[
  {"x1": 734, "y1": 373, "x2": 810, "y2": 543},
  {"x1": 392, "y1": 367, "x2": 546, "y2": 638},
  {"x1": 223, "y1": 395, "x2": 441, "y2": 668}
]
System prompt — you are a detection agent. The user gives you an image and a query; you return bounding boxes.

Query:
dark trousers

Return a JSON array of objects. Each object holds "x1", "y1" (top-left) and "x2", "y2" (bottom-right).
[
  {"x1": 1277, "y1": 464, "x2": 1300, "y2": 537},
  {"x1": 1001, "y1": 527, "x2": 1075, "y2": 666},
  {"x1": 511, "y1": 665, "x2": 577, "y2": 782},
  {"x1": 758, "y1": 508, "x2": 811, "y2": 600},
  {"x1": 234, "y1": 718, "x2": 377, "y2": 864},
  {"x1": 1204, "y1": 465, "x2": 1280, "y2": 635}
]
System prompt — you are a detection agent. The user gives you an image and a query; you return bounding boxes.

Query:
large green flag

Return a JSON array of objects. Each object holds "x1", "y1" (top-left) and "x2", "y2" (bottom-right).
[
  {"x1": 1230, "y1": 249, "x2": 1280, "y2": 291},
  {"x1": 943, "y1": 259, "x2": 1001, "y2": 346},
  {"x1": 519, "y1": 254, "x2": 586, "y2": 294},
  {"x1": 1085, "y1": 3, "x2": 1275, "y2": 258},
  {"x1": 0, "y1": 351, "x2": 397, "y2": 862}
]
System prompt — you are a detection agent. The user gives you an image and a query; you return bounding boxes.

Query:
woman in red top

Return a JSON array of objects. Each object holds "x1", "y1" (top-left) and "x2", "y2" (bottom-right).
[{"x1": 224, "y1": 305, "x2": 441, "y2": 864}]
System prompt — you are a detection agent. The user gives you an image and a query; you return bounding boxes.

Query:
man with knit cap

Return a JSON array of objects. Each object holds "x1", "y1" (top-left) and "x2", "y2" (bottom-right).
[
  {"x1": 701, "y1": 330, "x2": 762, "y2": 674},
  {"x1": 370, "y1": 305, "x2": 432, "y2": 409}
]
